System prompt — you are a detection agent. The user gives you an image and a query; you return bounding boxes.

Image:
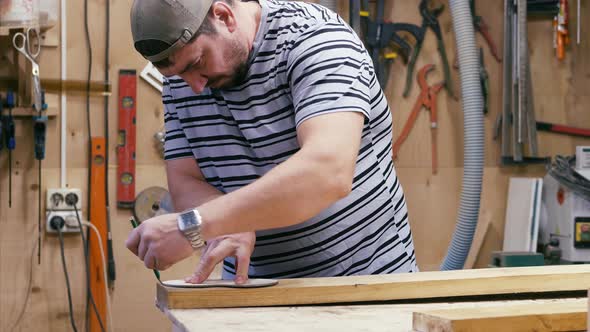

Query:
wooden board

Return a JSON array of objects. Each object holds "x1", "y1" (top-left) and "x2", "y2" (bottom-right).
[
  {"x1": 412, "y1": 298, "x2": 587, "y2": 332},
  {"x1": 156, "y1": 265, "x2": 590, "y2": 309},
  {"x1": 502, "y1": 177, "x2": 543, "y2": 252},
  {"x1": 163, "y1": 298, "x2": 585, "y2": 332}
]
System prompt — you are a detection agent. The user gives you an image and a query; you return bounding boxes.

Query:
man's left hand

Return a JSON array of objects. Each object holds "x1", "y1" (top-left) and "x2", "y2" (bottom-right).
[{"x1": 125, "y1": 213, "x2": 194, "y2": 270}]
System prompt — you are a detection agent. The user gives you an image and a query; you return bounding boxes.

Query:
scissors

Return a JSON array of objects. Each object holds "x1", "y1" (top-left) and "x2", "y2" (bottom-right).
[{"x1": 13, "y1": 28, "x2": 42, "y2": 112}]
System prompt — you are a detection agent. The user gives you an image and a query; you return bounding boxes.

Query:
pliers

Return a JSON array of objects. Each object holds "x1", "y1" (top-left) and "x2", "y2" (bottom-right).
[
  {"x1": 403, "y1": 0, "x2": 453, "y2": 99},
  {"x1": 393, "y1": 64, "x2": 445, "y2": 174}
]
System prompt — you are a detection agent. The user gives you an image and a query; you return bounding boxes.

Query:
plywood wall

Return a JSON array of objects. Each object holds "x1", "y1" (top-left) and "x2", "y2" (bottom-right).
[{"x1": 0, "y1": 0, "x2": 589, "y2": 331}]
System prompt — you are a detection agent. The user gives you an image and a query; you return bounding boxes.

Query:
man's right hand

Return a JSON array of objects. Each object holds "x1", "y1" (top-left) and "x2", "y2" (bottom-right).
[{"x1": 185, "y1": 231, "x2": 256, "y2": 284}]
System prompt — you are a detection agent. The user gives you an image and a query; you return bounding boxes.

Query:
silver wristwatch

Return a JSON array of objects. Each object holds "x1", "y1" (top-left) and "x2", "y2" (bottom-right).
[{"x1": 177, "y1": 208, "x2": 206, "y2": 250}]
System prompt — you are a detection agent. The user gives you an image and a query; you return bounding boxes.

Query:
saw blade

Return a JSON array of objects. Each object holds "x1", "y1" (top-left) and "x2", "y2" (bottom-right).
[{"x1": 133, "y1": 186, "x2": 173, "y2": 222}]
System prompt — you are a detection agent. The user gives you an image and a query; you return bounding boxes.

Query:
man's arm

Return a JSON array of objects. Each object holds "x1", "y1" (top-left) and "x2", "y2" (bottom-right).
[
  {"x1": 198, "y1": 111, "x2": 365, "y2": 239},
  {"x1": 166, "y1": 158, "x2": 224, "y2": 212},
  {"x1": 126, "y1": 111, "x2": 365, "y2": 274}
]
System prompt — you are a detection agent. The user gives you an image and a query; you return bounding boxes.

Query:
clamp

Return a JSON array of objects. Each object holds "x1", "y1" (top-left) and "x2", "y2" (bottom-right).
[
  {"x1": 403, "y1": 0, "x2": 453, "y2": 99},
  {"x1": 351, "y1": 0, "x2": 423, "y2": 88},
  {"x1": 393, "y1": 64, "x2": 444, "y2": 174}
]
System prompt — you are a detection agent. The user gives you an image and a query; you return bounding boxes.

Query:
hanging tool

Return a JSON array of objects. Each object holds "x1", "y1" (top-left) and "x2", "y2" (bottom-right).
[
  {"x1": 392, "y1": 64, "x2": 444, "y2": 174},
  {"x1": 133, "y1": 186, "x2": 173, "y2": 222},
  {"x1": 0, "y1": 99, "x2": 3, "y2": 155},
  {"x1": 12, "y1": 28, "x2": 42, "y2": 113},
  {"x1": 471, "y1": 0, "x2": 502, "y2": 63},
  {"x1": 14, "y1": 27, "x2": 47, "y2": 263},
  {"x1": 89, "y1": 137, "x2": 108, "y2": 332},
  {"x1": 556, "y1": 0, "x2": 570, "y2": 60},
  {"x1": 536, "y1": 121, "x2": 590, "y2": 138},
  {"x1": 117, "y1": 70, "x2": 137, "y2": 209},
  {"x1": 351, "y1": 0, "x2": 423, "y2": 88},
  {"x1": 498, "y1": 0, "x2": 549, "y2": 165},
  {"x1": 576, "y1": 0, "x2": 580, "y2": 45},
  {"x1": 403, "y1": 0, "x2": 453, "y2": 99},
  {"x1": 527, "y1": 0, "x2": 559, "y2": 17},
  {"x1": 479, "y1": 48, "x2": 489, "y2": 115},
  {"x1": 4, "y1": 91, "x2": 16, "y2": 208},
  {"x1": 33, "y1": 92, "x2": 47, "y2": 265}
]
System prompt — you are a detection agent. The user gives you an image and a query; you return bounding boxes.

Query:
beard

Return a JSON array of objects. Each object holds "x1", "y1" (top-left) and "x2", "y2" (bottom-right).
[{"x1": 211, "y1": 37, "x2": 250, "y2": 89}]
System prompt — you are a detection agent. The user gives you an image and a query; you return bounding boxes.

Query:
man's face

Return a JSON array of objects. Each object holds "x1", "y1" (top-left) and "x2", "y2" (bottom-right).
[{"x1": 157, "y1": 31, "x2": 249, "y2": 94}]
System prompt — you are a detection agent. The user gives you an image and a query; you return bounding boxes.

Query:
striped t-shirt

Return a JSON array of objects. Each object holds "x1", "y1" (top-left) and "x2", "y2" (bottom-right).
[{"x1": 163, "y1": 0, "x2": 418, "y2": 279}]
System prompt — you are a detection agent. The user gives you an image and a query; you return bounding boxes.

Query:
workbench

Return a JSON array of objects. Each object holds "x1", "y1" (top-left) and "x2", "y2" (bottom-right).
[
  {"x1": 161, "y1": 297, "x2": 586, "y2": 332},
  {"x1": 155, "y1": 266, "x2": 590, "y2": 331}
]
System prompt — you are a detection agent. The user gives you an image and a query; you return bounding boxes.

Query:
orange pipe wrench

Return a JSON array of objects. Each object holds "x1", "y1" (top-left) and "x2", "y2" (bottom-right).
[{"x1": 392, "y1": 64, "x2": 444, "y2": 174}]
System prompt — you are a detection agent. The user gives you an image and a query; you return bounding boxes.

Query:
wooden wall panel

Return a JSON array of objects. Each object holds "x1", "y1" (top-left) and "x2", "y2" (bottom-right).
[{"x1": 1, "y1": 0, "x2": 589, "y2": 331}]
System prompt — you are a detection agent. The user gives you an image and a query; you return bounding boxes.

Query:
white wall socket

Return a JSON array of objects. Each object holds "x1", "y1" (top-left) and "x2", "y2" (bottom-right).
[
  {"x1": 46, "y1": 211, "x2": 82, "y2": 233},
  {"x1": 46, "y1": 188, "x2": 82, "y2": 211}
]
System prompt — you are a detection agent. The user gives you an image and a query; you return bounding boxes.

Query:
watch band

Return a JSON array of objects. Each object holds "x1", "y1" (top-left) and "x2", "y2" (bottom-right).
[{"x1": 178, "y1": 209, "x2": 206, "y2": 250}]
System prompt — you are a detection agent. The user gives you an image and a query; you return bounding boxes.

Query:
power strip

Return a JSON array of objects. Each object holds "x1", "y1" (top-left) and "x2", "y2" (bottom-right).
[
  {"x1": 47, "y1": 188, "x2": 82, "y2": 211},
  {"x1": 46, "y1": 211, "x2": 82, "y2": 233},
  {"x1": 46, "y1": 188, "x2": 83, "y2": 233}
]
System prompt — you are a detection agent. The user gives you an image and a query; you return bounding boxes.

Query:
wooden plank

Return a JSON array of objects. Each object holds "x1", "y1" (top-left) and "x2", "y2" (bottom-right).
[
  {"x1": 157, "y1": 265, "x2": 590, "y2": 309},
  {"x1": 412, "y1": 298, "x2": 587, "y2": 332},
  {"x1": 463, "y1": 212, "x2": 491, "y2": 269},
  {"x1": 163, "y1": 298, "x2": 584, "y2": 332}
]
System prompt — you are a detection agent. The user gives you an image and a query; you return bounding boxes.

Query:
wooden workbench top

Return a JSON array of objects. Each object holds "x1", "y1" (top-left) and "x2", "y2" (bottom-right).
[{"x1": 163, "y1": 298, "x2": 586, "y2": 332}]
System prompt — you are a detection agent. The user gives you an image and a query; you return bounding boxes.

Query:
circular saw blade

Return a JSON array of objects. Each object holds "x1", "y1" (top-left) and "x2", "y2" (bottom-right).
[{"x1": 133, "y1": 186, "x2": 173, "y2": 222}]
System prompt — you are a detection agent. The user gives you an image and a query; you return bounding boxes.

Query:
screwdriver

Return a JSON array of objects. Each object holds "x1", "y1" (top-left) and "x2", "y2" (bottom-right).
[
  {"x1": 5, "y1": 91, "x2": 16, "y2": 208},
  {"x1": 33, "y1": 90, "x2": 47, "y2": 265}
]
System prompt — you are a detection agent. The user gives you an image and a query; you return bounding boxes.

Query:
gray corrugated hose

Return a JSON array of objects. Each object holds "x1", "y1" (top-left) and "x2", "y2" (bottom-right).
[
  {"x1": 317, "y1": 0, "x2": 338, "y2": 13},
  {"x1": 440, "y1": 0, "x2": 485, "y2": 270}
]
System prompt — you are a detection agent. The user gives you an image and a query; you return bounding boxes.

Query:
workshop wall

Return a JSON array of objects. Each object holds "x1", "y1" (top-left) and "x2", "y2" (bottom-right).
[{"x1": 0, "y1": 0, "x2": 588, "y2": 331}]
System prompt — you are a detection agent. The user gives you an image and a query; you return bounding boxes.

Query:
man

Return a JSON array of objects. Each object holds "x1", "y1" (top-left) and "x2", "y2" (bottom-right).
[{"x1": 126, "y1": 0, "x2": 418, "y2": 284}]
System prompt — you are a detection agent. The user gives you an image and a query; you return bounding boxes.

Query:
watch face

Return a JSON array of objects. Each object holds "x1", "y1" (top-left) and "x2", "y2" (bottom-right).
[{"x1": 181, "y1": 210, "x2": 198, "y2": 230}]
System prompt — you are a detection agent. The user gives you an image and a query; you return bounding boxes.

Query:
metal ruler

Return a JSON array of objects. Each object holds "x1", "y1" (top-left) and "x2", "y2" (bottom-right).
[{"x1": 117, "y1": 70, "x2": 137, "y2": 208}]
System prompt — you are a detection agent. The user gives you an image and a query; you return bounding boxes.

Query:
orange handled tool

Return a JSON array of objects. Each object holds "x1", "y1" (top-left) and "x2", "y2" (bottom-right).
[{"x1": 392, "y1": 64, "x2": 444, "y2": 174}]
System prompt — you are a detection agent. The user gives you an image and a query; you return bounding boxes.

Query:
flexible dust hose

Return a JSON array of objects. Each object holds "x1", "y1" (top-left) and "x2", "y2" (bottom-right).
[
  {"x1": 440, "y1": 0, "x2": 485, "y2": 270},
  {"x1": 317, "y1": 0, "x2": 338, "y2": 13}
]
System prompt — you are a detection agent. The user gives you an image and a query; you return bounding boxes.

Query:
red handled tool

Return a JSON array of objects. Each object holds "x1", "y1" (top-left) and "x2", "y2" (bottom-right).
[
  {"x1": 536, "y1": 121, "x2": 590, "y2": 138},
  {"x1": 393, "y1": 64, "x2": 444, "y2": 174}
]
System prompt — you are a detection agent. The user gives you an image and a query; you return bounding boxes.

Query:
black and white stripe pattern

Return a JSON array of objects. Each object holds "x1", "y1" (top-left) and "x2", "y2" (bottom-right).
[{"x1": 163, "y1": 0, "x2": 417, "y2": 278}]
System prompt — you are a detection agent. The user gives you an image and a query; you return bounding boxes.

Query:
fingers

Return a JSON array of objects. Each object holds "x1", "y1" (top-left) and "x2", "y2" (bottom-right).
[
  {"x1": 234, "y1": 247, "x2": 251, "y2": 284},
  {"x1": 186, "y1": 242, "x2": 233, "y2": 284},
  {"x1": 144, "y1": 247, "x2": 156, "y2": 269},
  {"x1": 138, "y1": 235, "x2": 149, "y2": 261},
  {"x1": 125, "y1": 228, "x2": 141, "y2": 256}
]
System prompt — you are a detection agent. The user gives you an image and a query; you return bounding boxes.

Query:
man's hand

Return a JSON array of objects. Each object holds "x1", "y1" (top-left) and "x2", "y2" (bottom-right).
[
  {"x1": 125, "y1": 213, "x2": 194, "y2": 270},
  {"x1": 185, "y1": 231, "x2": 255, "y2": 285}
]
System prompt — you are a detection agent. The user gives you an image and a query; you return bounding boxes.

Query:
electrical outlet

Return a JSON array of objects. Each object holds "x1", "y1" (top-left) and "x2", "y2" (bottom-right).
[
  {"x1": 46, "y1": 211, "x2": 82, "y2": 233},
  {"x1": 46, "y1": 188, "x2": 82, "y2": 211}
]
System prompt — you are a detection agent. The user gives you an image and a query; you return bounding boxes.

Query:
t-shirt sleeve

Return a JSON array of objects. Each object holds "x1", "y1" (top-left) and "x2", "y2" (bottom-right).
[
  {"x1": 163, "y1": 81, "x2": 193, "y2": 161},
  {"x1": 286, "y1": 21, "x2": 373, "y2": 127}
]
